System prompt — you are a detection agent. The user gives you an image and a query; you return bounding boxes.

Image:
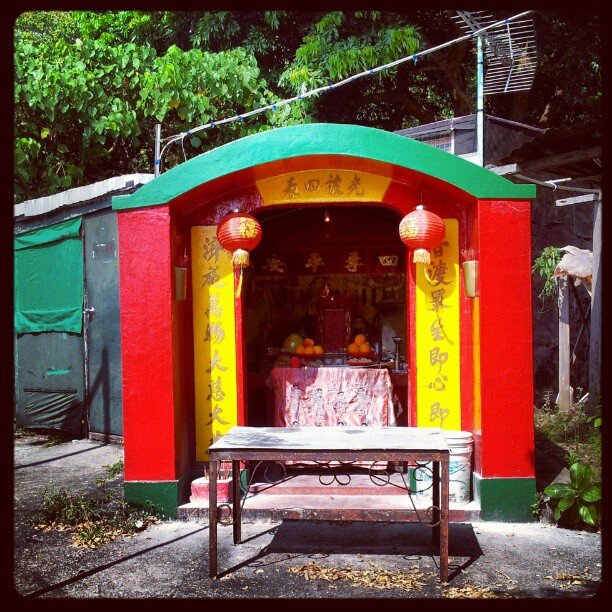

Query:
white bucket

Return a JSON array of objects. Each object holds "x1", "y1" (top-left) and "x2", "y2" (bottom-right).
[{"x1": 413, "y1": 430, "x2": 473, "y2": 505}]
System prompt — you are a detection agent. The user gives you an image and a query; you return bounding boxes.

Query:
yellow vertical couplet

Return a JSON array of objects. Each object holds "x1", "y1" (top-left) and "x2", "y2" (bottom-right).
[
  {"x1": 191, "y1": 227, "x2": 238, "y2": 461},
  {"x1": 415, "y1": 219, "x2": 461, "y2": 430}
]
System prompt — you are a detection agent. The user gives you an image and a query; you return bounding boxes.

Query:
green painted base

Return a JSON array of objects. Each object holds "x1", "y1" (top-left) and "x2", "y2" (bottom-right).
[
  {"x1": 474, "y1": 474, "x2": 537, "y2": 522},
  {"x1": 124, "y1": 473, "x2": 191, "y2": 519}
]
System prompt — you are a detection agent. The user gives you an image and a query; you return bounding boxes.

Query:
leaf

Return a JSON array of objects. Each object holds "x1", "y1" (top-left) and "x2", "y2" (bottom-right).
[
  {"x1": 570, "y1": 462, "x2": 591, "y2": 489},
  {"x1": 579, "y1": 485, "x2": 601, "y2": 502},
  {"x1": 557, "y1": 495, "x2": 576, "y2": 514},
  {"x1": 41, "y1": 128, "x2": 50, "y2": 139},
  {"x1": 190, "y1": 136, "x2": 201, "y2": 148},
  {"x1": 578, "y1": 503, "x2": 598, "y2": 526},
  {"x1": 544, "y1": 483, "x2": 571, "y2": 499},
  {"x1": 57, "y1": 143, "x2": 68, "y2": 153}
]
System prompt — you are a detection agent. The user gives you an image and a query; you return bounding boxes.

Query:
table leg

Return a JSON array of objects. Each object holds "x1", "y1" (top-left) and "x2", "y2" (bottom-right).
[
  {"x1": 432, "y1": 460, "x2": 440, "y2": 547},
  {"x1": 232, "y1": 459, "x2": 241, "y2": 545},
  {"x1": 209, "y1": 456, "x2": 218, "y2": 579},
  {"x1": 440, "y1": 456, "x2": 450, "y2": 583}
]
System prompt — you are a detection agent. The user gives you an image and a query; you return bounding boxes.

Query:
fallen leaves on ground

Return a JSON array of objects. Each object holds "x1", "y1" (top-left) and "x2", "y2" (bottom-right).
[
  {"x1": 442, "y1": 584, "x2": 512, "y2": 599},
  {"x1": 288, "y1": 561, "x2": 426, "y2": 591},
  {"x1": 543, "y1": 570, "x2": 592, "y2": 587}
]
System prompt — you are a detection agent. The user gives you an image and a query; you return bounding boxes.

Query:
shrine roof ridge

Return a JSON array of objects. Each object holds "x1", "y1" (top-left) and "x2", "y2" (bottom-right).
[{"x1": 112, "y1": 123, "x2": 536, "y2": 211}]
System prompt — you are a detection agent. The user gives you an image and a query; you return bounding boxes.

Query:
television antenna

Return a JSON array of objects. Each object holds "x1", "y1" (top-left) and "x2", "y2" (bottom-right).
[{"x1": 452, "y1": 11, "x2": 538, "y2": 165}]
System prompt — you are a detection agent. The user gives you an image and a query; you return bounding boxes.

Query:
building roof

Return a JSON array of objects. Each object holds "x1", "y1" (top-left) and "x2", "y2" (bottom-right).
[
  {"x1": 112, "y1": 123, "x2": 535, "y2": 211},
  {"x1": 14, "y1": 173, "x2": 155, "y2": 221},
  {"x1": 498, "y1": 122, "x2": 602, "y2": 184},
  {"x1": 395, "y1": 114, "x2": 544, "y2": 139}
]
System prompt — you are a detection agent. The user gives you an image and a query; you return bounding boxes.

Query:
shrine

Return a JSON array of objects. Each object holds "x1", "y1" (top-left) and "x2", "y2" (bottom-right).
[{"x1": 111, "y1": 122, "x2": 537, "y2": 520}]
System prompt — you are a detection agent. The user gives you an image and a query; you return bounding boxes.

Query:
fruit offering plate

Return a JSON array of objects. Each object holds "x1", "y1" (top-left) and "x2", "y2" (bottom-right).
[
  {"x1": 296, "y1": 352, "x2": 325, "y2": 359},
  {"x1": 346, "y1": 356, "x2": 378, "y2": 367}
]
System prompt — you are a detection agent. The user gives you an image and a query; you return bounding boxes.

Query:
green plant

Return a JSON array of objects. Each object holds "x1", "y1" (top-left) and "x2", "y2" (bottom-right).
[
  {"x1": 42, "y1": 435, "x2": 67, "y2": 448},
  {"x1": 544, "y1": 462, "x2": 601, "y2": 528},
  {"x1": 532, "y1": 246, "x2": 563, "y2": 301},
  {"x1": 30, "y1": 487, "x2": 161, "y2": 549},
  {"x1": 586, "y1": 411, "x2": 601, "y2": 429},
  {"x1": 531, "y1": 491, "x2": 549, "y2": 519},
  {"x1": 565, "y1": 450, "x2": 582, "y2": 468},
  {"x1": 96, "y1": 459, "x2": 124, "y2": 485}
]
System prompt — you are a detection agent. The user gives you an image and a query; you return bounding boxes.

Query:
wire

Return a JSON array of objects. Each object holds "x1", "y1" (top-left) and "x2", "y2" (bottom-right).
[
  {"x1": 513, "y1": 174, "x2": 601, "y2": 195},
  {"x1": 157, "y1": 11, "x2": 534, "y2": 167}
]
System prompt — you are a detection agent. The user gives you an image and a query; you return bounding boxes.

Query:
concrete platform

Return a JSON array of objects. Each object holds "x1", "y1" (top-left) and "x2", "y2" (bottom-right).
[
  {"x1": 181, "y1": 468, "x2": 480, "y2": 523},
  {"x1": 179, "y1": 493, "x2": 481, "y2": 523}
]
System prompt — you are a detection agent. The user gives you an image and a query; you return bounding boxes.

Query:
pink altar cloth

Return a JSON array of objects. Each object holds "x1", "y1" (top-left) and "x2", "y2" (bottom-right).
[{"x1": 270, "y1": 367, "x2": 397, "y2": 428}]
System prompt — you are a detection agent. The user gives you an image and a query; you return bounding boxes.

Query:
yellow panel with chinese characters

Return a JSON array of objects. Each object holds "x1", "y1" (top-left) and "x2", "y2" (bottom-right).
[
  {"x1": 415, "y1": 219, "x2": 461, "y2": 430},
  {"x1": 256, "y1": 170, "x2": 391, "y2": 205},
  {"x1": 191, "y1": 226, "x2": 238, "y2": 461}
]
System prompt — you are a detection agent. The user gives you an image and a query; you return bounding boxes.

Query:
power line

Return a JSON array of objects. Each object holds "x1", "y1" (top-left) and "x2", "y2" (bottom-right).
[{"x1": 157, "y1": 10, "x2": 534, "y2": 171}]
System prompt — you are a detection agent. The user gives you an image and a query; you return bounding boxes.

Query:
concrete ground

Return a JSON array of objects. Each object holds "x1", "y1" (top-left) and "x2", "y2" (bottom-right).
[{"x1": 12, "y1": 433, "x2": 604, "y2": 600}]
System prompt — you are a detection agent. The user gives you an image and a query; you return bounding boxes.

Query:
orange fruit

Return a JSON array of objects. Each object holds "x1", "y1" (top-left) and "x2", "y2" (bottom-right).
[
  {"x1": 354, "y1": 334, "x2": 367, "y2": 346},
  {"x1": 347, "y1": 343, "x2": 360, "y2": 357},
  {"x1": 303, "y1": 338, "x2": 315, "y2": 347},
  {"x1": 295, "y1": 345, "x2": 305, "y2": 355},
  {"x1": 304, "y1": 346, "x2": 315, "y2": 355},
  {"x1": 358, "y1": 342, "x2": 371, "y2": 355},
  {"x1": 313, "y1": 345, "x2": 324, "y2": 355}
]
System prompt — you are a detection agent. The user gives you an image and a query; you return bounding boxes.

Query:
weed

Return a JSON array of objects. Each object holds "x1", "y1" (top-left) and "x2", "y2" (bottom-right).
[
  {"x1": 532, "y1": 246, "x2": 563, "y2": 302},
  {"x1": 30, "y1": 487, "x2": 161, "y2": 549},
  {"x1": 96, "y1": 460, "x2": 124, "y2": 486},
  {"x1": 531, "y1": 492, "x2": 549, "y2": 519},
  {"x1": 42, "y1": 436, "x2": 67, "y2": 448},
  {"x1": 545, "y1": 462, "x2": 601, "y2": 529},
  {"x1": 565, "y1": 450, "x2": 582, "y2": 469}
]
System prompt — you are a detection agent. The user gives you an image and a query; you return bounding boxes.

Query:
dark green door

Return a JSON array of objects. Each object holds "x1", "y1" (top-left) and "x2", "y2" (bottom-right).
[{"x1": 83, "y1": 211, "x2": 123, "y2": 437}]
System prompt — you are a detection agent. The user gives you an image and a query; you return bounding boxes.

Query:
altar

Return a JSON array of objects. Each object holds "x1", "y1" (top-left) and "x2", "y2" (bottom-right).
[{"x1": 269, "y1": 366, "x2": 398, "y2": 428}]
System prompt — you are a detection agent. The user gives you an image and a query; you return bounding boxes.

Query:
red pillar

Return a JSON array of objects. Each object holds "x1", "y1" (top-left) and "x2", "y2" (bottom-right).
[
  {"x1": 477, "y1": 200, "x2": 534, "y2": 478},
  {"x1": 117, "y1": 206, "x2": 178, "y2": 482}
]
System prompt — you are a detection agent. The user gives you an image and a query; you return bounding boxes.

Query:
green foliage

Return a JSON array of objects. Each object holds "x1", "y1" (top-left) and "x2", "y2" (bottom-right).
[
  {"x1": 531, "y1": 491, "x2": 548, "y2": 519},
  {"x1": 96, "y1": 459, "x2": 125, "y2": 485},
  {"x1": 14, "y1": 18, "x2": 295, "y2": 201},
  {"x1": 544, "y1": 462, "x2": 601, "y2": 528},
  {"x1": 532, "y1": 246, "x2": 563, "y2": 301},
  {"x1": 14, "y1": 10, "x2": 602, "y2": 202},
  {"x1": 30, "y1": 487, "x2": 161, "y2": 549},
  {"x1": 564, "y1": 450, "x2": 582, "y2": 469},
  {"x1": 279, "y1": 12, "x2": 420, "y2": 94},
  {"x1": 586, "y1": 412, "x2": 601, "y2": 429},
  {"x1": 42, "y1": 435, "x2": 67, "y2": 448}
]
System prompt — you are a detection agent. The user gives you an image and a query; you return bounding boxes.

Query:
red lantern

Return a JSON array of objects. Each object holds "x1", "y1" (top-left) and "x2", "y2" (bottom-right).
[
  {"x1": 216, "y1": 213, "x2": 262, "y2": 297},
  {"x1": 399, "y1": 205, "x2": 445, "y2": 264}
]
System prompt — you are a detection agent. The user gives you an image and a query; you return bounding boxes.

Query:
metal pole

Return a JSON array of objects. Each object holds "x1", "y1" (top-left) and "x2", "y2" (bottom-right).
[
  {"x1": 154, "y1": 124, "x2": 161, "y2": 177},
  {"x1": 476, "y1": 36, "x2": 484, "y2": 167}
]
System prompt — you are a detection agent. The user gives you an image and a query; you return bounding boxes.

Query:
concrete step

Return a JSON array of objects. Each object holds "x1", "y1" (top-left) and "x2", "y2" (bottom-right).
[
  {"x1": 178, "y1": 493, "x2": 481, "y2": 523},
  {"x1": 247, "y1": 473, "x2": 410, "y2": 496}
]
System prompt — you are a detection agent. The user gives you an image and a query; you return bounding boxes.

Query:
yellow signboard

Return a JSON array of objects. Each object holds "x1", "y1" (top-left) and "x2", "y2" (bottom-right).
[
  {"x1": 256, "y1": 170, "x2": 391, "y2": 205},
  {"x1": 415, "y1": 219, "x2": 461, "y2": 430},
  {"x1": 191, "y1": 227, "x2": 238, "y2": 461}
]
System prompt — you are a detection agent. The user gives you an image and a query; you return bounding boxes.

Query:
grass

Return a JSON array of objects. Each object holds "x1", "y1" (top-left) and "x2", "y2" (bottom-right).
[
  {"x1": 534, "y1": 390, "x2": 601, "y2": 481},
  {"x1": 30, "y1": 487, "x2": 162, "y2": 549},
  {"x1": 96, "y1": 460, "x2": 125, "y2": 485}
]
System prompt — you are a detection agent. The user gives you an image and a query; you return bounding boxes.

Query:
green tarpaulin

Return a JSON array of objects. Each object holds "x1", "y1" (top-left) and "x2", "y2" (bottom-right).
[{"x1": 14, "y1": 217, "x2": 84, "y2": 334}]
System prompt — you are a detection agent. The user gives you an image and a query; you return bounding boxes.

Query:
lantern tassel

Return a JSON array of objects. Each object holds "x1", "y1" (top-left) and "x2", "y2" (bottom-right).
[
  {"x1": 232, "y1": 249, "x2": 249, "y2": 268},
  {"x1": 413, "y1": 248, "x2": 431, "y2": 264},
  {"x1": 235, "y1": 268, "x2": 243, "y2": 298}
]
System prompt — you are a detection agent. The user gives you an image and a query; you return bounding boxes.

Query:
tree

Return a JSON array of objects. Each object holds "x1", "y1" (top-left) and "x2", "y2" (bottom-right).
[{"x1": 14, "y1": 10, "x2": 601, "y2": 202}]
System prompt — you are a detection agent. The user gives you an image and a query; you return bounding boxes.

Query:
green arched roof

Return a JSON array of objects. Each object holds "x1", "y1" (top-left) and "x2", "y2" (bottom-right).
[{"x1": 112, "y1": 123, "x2": 535, "y2": 210}]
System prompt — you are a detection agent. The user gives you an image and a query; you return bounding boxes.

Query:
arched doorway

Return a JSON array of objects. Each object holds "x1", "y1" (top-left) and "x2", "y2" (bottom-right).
[{"x1": 244, "y1": 204, "x2": 409, "y2": 428}]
